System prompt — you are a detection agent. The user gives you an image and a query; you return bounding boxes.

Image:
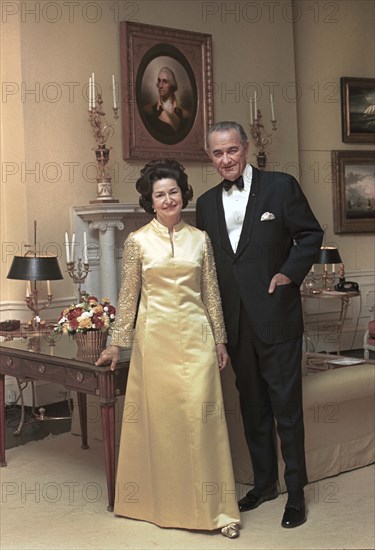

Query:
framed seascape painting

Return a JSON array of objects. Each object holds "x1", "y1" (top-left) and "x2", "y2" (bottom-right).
[
  {"x1": 120, "y1": 21, "x2": 213, "y2": 162},
  {"x1": 331, "y1": 150, "x2": 375, "y2": 233},
  {"x1": 341, "y1": 77, "x2": 375, "y2": 143}
]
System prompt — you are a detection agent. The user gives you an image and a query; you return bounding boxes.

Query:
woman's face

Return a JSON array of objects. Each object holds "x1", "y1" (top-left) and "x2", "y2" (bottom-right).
[{"x1": 151, "y1": 178, "x2": 183, "y2": 227}]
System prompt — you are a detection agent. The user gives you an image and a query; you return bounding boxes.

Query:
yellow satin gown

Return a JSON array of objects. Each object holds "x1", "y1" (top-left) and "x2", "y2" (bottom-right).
[{"x1": 111, "y1": 219, "x2": 240, "y2": 530}]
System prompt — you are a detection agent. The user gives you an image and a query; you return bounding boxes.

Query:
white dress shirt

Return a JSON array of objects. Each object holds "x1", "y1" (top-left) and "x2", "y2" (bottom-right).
[{"x1": 222, "y1": 164, "x2": 253, "y2": 253}]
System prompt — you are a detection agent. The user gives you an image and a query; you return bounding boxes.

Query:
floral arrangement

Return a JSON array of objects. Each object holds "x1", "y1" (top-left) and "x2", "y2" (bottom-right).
[{"x1": 54, "y1": 293, "x2": 116, "y2": 335}]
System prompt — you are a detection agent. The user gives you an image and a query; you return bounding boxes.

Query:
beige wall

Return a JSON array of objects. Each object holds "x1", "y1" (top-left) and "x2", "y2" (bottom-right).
[
  {"x1": 293, "y1": 0, "x2": 375, "y2": 272},
  {"x1": 1, "y1": 0, "x2": 374, "y2": 313}
]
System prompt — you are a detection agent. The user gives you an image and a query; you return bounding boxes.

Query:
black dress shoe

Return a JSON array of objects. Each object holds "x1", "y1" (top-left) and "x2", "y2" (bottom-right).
[
  {"x1": 238, "y1": 483, "x2": 279, "y2": 512},
  {"x1": 281, "y1": 501, "x2": 306, "y2": 528}
]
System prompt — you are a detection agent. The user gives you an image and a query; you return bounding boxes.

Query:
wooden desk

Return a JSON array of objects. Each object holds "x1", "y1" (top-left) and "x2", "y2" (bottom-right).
[
  {"x1": 0, "y1": 335, "x2": 129, "y2": 511},
  {"x1": 0, "y1": 322, "x2": 56, "y2": 341},
  {"x1": 301, "y1": 290, "x2": 361, "y2": 355}
]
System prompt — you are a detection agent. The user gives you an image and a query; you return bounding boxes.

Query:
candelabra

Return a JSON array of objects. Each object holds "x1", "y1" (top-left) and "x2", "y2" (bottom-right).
[
  {"x1": 88, "y1": 88, "x2": 119, "y2": 204},
  {"x1": 304, "y1": 250, "x2": 344, "y2": 293},
  {"x1": 67, "y1": 258, "x2": 90, "y2": 303},
  {"x1": 249, "y1": 109, "x2": 277, "y2": 170},
  {"x1": 305, "y1": 265, "x2": 345, "y2": 293},
  {"x1": 26, "y1": 284, "x2": 53, "y2": 327}
]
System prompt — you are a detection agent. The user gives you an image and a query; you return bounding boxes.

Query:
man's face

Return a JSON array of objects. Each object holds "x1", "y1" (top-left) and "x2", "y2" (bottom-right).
[
  {"x1": 157, "y1": 71, "x2": 173, "y2": 101},
  {"x1": 207, "y1": 129, "x2": 249, "y2": 181}
]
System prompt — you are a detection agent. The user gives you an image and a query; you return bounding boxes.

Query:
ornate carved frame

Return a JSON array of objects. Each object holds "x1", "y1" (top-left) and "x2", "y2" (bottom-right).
[
  {"x1": 331, "y1": 150, "x2": 375, "y2": 233},
  {"x1": 120, "y1": 21, "x2": 213, "y2": 162},
  {"x1": 341, "y1": 77, "x2": 375, "y2": 144}
]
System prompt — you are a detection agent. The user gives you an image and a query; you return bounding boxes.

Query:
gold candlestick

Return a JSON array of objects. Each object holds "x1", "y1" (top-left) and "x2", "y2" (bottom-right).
[
  {"x1": 249, "y1": 109, "x2": 277, "y2": 170},
  {"x1": 67, "y1": 258, "x2": 90, "y2": 302},
  {"x1": 26, "y1": 283, "x2": 53, "y2": 328},
  {"x1": 88, "y1": 92, "x2": 119, "y2": 204}
]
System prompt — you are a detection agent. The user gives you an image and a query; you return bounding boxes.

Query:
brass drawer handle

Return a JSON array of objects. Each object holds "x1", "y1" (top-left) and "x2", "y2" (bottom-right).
[{"x1": 38, "y1": 365, "x2": 46, "y2": 374}]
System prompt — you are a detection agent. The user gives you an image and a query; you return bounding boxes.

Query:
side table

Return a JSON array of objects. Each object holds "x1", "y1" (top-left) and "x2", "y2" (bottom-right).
[{"x1": 301, "y1": 290, "x2": 361, "y2": 356}]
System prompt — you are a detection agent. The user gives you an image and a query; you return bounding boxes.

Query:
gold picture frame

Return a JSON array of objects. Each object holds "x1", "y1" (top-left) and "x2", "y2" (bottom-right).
[
  {"x1": 341, "y1": 77, "x2": 375, "y2": 143},
  {"x1": 120, "y1": 21, "x2": 213, "y2": 162},
  {"x1": 331, "y1": 150, "x2": 375, "y2": 233}
]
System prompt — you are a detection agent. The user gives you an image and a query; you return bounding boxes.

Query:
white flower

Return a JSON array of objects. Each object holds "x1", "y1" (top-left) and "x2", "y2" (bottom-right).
[{"x1": 77, "y1": 311, "x2": 92, "y2": 322}]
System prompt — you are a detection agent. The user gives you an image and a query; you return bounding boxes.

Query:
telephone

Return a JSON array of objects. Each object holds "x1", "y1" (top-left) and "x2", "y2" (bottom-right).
[{"x1": 335, "y1": 281, "x2": 359, "y2": 292}]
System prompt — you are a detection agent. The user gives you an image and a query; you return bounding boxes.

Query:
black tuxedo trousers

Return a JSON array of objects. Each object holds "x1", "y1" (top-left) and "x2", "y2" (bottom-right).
[{"x1": 227, "y1": 304, "x2": 307, "y2": 492}]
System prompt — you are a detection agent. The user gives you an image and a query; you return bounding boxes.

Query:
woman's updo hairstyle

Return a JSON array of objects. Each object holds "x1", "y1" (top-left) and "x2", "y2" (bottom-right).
[{"x1": 136, "y1": 159, "x2": 193, "y2": 214}]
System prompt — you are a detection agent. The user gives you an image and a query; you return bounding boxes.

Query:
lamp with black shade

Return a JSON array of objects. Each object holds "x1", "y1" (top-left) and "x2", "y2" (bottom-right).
[
  {"x1": 305, "y1": 246, "x2": 343, "y2": 292},
  {"x1": 7, "y1": 221, "x2": 63, "y2": 328}
]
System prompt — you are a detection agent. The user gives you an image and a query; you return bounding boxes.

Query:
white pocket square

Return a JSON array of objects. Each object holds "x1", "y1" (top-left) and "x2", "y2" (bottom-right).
[{"x1": 260, "y1": 212, "x2": 275, "y2": 221}]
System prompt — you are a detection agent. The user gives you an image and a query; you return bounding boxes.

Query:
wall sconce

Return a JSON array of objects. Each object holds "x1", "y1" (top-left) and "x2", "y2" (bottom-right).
[{"x1": 249, "y1": 91, "x2": 277, "y2": 170}]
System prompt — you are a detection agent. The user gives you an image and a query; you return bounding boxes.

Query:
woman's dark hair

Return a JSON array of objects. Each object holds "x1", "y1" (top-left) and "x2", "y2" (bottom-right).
[{"x1": 136, "y1": 159, "x2": 193, "y2": 214}]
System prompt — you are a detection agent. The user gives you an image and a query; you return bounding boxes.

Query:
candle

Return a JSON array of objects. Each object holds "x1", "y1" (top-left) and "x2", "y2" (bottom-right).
[
  {"x1": 249, "y1": 98, "x2": 253, "y2": 125},
  {"x1": 92, "y1": 72, "x2": 95, "y2": 108},
  {"x1": 47, "y1": 280, "x2": 51, "y2": 295},
  {"x1": 311, "y1": 264, "x2": 315, "y2": 273},
  {"x1": 270, "y1": 92, "x2": 275, "y2": 120},
  {"x1": 89, "y1": 76, "x2": 92, "y2": 110},
  {"x1": 71, "y1": 232, "x2": 76, "y2": 262},
  {"x1": 26, "y1": 281, "x2": 31, "y2": 297},
  {"x1": 332, "y1": 264, "x2": 335, "y2": 273},
  {"x1": 324, "y1": 263, "x2": 328, "y2": 272},
  {"x1": 64, "y1": 232, "x2": 70, "y2": 263},
  {"x1": 112, "y1": 74, "x2": 117, "y2": 109},
  {"x1": 254, "y1": 91, "x2": 257, "y2": 119},
  {"x1": 83, "y1": 231, "x2": 88, "y2": 264}
]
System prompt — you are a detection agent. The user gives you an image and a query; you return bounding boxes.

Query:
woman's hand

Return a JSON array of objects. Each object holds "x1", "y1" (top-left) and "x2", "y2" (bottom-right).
[
  {"x1": 216, "y1": 343, "x2": 229, "y2": 371},
  {"x1": 95, "y1": 345, "x2": 120, "y2": 371}
]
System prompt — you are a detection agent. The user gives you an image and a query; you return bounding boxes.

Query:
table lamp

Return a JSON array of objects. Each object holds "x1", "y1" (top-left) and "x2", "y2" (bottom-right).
[
  {"x1": 7, "y1": 221, "x2": 63, "y2": 327},
  {"x1": 317, "y1": 246, "x2": 343, "y2": 290}
]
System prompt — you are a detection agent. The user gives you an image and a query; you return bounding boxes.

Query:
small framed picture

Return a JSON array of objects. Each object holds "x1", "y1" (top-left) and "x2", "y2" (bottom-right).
[
  {"x1": 341, "y1": 77, "x2": 375, "y2": 143},
  {"x1": 331, "y1": 150, "x2": 375, "y2": 233},
  {"x1": 120, "y1": 21, "x2": 214, "y2": 162}
]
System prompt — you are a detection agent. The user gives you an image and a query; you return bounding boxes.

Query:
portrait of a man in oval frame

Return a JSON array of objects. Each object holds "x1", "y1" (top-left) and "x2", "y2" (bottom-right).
[{"x1": 136, "y1": 44, "x2": 197, "y2": 145}]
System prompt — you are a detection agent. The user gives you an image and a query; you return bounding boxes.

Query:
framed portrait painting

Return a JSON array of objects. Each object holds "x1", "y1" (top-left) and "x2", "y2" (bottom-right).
[
  {"x1": 120, "y1": 21, "x2": 213, "y2": 161},
  {"x1": 331, "y1": 150, "x2": 375, "y2": 233},
  {"x1": 341, "y1": 77, "x2": 375, "y2": 143}
]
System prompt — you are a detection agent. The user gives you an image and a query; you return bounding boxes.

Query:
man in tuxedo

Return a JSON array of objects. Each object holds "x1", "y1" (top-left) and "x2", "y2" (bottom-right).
[{"x1": 196, "y1": 121, "x2": 323, "y2": 528}]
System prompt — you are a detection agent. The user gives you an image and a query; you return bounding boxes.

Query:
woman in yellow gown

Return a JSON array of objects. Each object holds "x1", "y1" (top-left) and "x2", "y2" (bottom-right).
[{"x1": 96, "y1": 159, "x2": 240, "y2": 538}]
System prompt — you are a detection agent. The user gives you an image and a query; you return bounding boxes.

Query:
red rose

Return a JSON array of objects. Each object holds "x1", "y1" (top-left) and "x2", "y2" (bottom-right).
[{"x1": 92, "y1": 315, "x2": 104, "y2": 329}]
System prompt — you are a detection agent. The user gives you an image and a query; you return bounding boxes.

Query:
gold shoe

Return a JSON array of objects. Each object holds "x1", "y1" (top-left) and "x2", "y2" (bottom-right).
[{"x1": 221, "y1": 523, "x2": 240, "y2": 539}]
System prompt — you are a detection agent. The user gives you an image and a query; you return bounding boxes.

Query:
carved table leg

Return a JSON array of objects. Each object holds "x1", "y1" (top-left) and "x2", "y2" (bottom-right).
[
  {"x1": 13, "y1": 378, "x2": 26, "y2": 435},
  {"x1": 77, "y1": 392, "x2": 89, "y2": 449},
  {"x1": 100, "y1": 401, "x2": 116, "y2": 512},
  {"x1": 0, "y1": 374, "x2": 7, "y2": 466}
]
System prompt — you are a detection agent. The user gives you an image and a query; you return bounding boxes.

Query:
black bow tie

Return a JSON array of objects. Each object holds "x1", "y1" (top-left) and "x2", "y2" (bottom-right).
[{"x1": 222, "y1": 176, "x2": 244, "y2": 191}]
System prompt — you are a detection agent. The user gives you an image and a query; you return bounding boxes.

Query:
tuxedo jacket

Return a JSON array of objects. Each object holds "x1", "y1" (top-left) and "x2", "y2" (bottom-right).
[{"x1": 196, "y1": 167, "x2": 323, "y2": 345}]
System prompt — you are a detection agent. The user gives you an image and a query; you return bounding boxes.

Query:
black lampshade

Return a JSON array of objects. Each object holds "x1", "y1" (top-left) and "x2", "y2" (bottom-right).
[
  {"x1": 318, "y1": 247, "x2": 342, "y2": 265},
  {"x1": 7, "y1": 256, "x2": 63, "y2": 281}
]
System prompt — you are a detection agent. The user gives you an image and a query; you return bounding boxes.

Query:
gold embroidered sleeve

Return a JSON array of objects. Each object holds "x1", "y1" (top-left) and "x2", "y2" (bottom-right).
[
  {"x1": 201, "y1": 232, "x2": 227, "y2": 344},
  {"x1": 110, "y1": 233, "x2": 141, "y2": 348}
]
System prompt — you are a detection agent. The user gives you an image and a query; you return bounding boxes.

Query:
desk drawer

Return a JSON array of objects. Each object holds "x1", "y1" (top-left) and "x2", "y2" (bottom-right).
[
  {"x1": 0, "y1": 355, "x2": 65, "y2": 383},
  {"x1": 65, "y1": 368, "x2": 98, "y2": 393}
]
